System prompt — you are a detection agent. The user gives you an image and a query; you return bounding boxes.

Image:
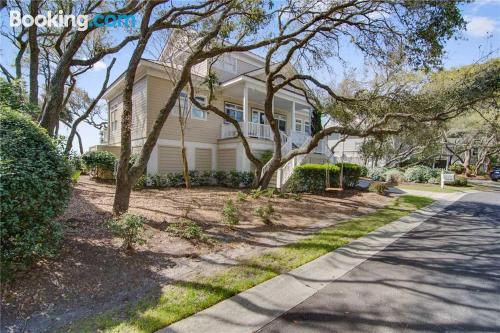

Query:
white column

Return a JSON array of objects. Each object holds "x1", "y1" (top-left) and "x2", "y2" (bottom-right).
[
  {"x1": 242, "y1": 84, "x2": 248, "y2": 123},
  {"x1": 292, "y1": 101, "x2": 296, "y2": 135}
]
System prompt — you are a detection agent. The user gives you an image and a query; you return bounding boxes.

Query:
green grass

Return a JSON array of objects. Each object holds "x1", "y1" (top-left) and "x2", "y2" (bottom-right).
[
  {"x1": 63, "y1": 195, "x2": 433, "y2": 333},
  {"x1": 396, "y1": 183, "x2": 474, "y2": 193}
]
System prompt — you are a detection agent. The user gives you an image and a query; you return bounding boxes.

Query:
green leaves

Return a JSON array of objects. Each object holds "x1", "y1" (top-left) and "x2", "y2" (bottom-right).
[{"x1": 0, "y1": 106, "x2": 71, "y2": 280}]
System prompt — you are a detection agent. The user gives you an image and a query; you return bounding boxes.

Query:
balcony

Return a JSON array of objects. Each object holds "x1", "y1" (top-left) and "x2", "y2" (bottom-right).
[{"x1": 220, "y1": 122, "x2": 329, "y2": 155}]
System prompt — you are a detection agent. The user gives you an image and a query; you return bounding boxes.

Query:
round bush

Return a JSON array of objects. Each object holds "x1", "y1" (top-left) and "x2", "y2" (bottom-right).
[
  {"x1": 404, "y1": 165, "x2": 439, "y2": 183},
  {"x1": 0, "y1": 107, "x2": 71, "y2": 279},
  {"x1": 82, "y1": 150, "x2": 116, "y2": 179},
  {"x1": 450, "y1": 163, "x2": 465, "y2": 174},
  {"x1": 367, "y1": 167, "x2": 388, "y2": 181},
  {"x1": 384, "y1": 169, "x2": 404, "y2": 184}
]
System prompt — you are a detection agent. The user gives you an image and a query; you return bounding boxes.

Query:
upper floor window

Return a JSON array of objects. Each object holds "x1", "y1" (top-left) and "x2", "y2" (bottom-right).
[
  {"x1": 304, "y1": 121, "x2": 311, "y2": 134},
  {"x1": 225, "y1": 102, "x2": 244, "y2": 122},
  {"x1": 175, "y1": 92, "x2": 207, "y2": 120},
  {"x1": 192, "y1": 96, "x2": 207, "y2": 120},
  {"x1": 276, "y1": 114, "x2": 287, "y2": 133},
  {"x1": 110, "y1": 103, "x2": 118, "y2": 132},
  {"x1": 295, "y1": 119, "x2": 303, "y2": 132}
]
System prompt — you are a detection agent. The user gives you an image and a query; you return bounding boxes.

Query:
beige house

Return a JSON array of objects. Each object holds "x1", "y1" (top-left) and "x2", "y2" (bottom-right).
[{"x1": 92, "y1": 36, "x2": 329, "y2": 188}]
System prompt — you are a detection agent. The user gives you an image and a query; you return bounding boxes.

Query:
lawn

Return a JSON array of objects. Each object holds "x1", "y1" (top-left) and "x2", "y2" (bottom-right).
[
  {"x1": 396, "y1": 183, "x2": 474, "y2": 193},
  {"x1": 64, "y1": 194, "x2": 433, "y2": 333}
]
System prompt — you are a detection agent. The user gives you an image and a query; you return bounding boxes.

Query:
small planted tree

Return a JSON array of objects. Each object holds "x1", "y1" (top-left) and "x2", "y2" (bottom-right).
[{"x1": 106, "y1": 214, "x2": 146, "y2": 252}]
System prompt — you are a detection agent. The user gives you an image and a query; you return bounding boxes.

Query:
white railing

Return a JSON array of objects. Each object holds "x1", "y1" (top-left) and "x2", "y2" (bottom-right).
[
  {"x1": 220, "y1": 122, "x2": 288, "y2": 143},
  {"x1": 290, "y1": 131, "x2": 309, "y2": 147}
]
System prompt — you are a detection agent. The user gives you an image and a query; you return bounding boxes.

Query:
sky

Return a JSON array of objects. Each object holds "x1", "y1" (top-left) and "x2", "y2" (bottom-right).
[{"x1": 0, "y1": 1, "x2": 499, "y2": 152}]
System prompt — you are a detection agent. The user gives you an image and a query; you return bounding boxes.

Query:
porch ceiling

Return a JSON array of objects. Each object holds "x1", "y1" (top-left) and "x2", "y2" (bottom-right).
[{"x1": 220, "y1": 80, "x2": 310, "y2": 112}]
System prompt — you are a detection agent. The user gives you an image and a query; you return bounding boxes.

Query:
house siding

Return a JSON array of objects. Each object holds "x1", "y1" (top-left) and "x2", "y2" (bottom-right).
[
  {"x1": 107, "y1": 77, "x2": 147, "y2": 145},
  {"x1": 147, "y1": 76, "x2": 223, "y2": 144}
]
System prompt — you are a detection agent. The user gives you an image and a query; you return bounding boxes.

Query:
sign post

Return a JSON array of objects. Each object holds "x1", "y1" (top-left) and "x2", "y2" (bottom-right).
[{"x1": 441, "y1": 170, "x2": 445, "y2": 190}]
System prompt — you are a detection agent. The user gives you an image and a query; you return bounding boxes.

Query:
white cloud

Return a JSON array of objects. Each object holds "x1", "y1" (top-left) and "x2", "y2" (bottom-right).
[
  {"x1": 91, "y1": 60, "x2": 107, "y2": 71},
  {"x1": 466, "y1": 16, "x2": 497, "y2": 37}
]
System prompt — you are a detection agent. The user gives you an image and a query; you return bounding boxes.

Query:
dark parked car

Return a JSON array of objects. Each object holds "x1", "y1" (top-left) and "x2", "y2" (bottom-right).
[{"x1": 491, "y1": 166, "x2": 500, "y2": 181}]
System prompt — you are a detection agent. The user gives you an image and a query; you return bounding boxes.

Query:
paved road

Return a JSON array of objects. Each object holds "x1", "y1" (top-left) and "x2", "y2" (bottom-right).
[{"x1": 258, "y1": 192, "x2": 500, "y2": 333}]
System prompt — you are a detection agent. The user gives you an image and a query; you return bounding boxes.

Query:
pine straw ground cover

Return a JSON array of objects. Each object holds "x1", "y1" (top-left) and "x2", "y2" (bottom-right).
[
  {"x1": 2, "y1": 176, "x2": 394, "y2": 332},
  {"x1": 63, "y1": 195, "x2": 433, "y2": 333}
]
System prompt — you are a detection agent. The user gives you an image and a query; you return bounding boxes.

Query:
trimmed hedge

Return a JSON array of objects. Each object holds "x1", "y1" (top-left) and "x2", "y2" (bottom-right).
[
  {"x1": 285, "y1": 163, "x2": 340, "y2": 193},
  {"x1": 0, "y1": 107, "x2": 71, "y2": 279},
  {"x1": 337, "y1": 162, "x2": 362, "y2": 188},
  {"x1": 82, "y1": 151, "x2": 116, "y2": 180},
  {"x1": 137, "y1": 170, "x2": 254, "y2": 189},
  {"x1": 285, "y1": 162, "x2": 362, "y2": 193}
]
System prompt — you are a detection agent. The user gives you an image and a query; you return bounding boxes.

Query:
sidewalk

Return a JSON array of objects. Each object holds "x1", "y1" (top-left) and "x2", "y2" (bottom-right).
[{"x1": 158, "y1": 192, "x2": 467, "y2": 333}]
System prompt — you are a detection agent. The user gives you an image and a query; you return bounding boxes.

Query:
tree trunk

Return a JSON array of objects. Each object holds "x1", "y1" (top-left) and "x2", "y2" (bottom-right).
[
  {"x1": 463, "y1": 149, "x2": 471, "y2": 176},
  {"x1": 28, "y1": 0, "x2": 40, "y2": 106},
  {"x1": 113, "y1": 176, "x2": 132, "y2": 215},
  {"x1": 180, "y1": 126, "x2": 190, "y2": 188}
]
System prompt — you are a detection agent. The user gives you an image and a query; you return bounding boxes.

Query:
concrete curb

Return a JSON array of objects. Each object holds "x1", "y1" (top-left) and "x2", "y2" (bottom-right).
[{"x1": 158, "y1": 192, "x2": 468, "y2": 333}]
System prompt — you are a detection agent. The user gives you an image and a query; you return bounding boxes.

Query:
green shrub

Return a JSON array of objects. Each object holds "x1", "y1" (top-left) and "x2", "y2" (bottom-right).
[
  {"x1": 82, "y1": 150, "x2": 116, "y2": 180},
  {"x1": 384, "y1": 169, "x2": 404, "y2": 184},
  {"x1": 0, "y1": 78, "x2": 39, "y2": 119},
  {"x1": 285, "y1": 163, "x2": 340, "y2": 193},
  {"x1": 254, "y1": 203, "x2": 275, "y2": 225},
  {"x1": 427, "y1": 176, "x2": 440, "y2": 184},
  {"x1": 221, "y1": 199, "x2": 239, "y2": 225},
  {"x1": 359, "y1": 165, "x2": 368, "y2": 177},
  {"x1": 236, "y1": 191, "x2": 247, "y2": 202},
  {"x1": 250, "y1": 187, "x2": 277, "y2": 199},
  {"x1": 259, "y1": 150, "x2": 274, "y2": 164},
  {"x1": 369, "y1": 181, "x2": 388, "y2": 195},
  {"x1": 139, "y1": 170, "x2": 252, "y2": 189},
  {"x1": 71, "y1": 170, "x2": 82, "y2": 184},
  {"x1": 450, "y1": 163, "x2": 465, "y2": 174},
  {"x1": 367, "y1": 167, "x2": 388, "y2": 181},
  {"x1": 106, "y1": 213, "x2": 146, "y2": 251},
  {"x1": 335, "y1": 162, "x2": 362, "y2": 188},
  {"x1": 0, "y1": 107, "x2": 71, "y2": 279},
  {"x1": 452, "y1": 177, "x2": 468, "y2": 186},
  {"x1": 404, "y1": 165, "x2": 439, "y2": 183},
  {"x1": 213, "y1": 171, "x2": 227, "y2": 186},
  {"x1": 166, "y1": 219, "x2": 210, "y2": 242}
]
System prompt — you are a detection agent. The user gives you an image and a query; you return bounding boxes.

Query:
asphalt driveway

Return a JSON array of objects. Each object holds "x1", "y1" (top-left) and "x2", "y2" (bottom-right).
[{"x1": 258, "y1": 192, "x2": 500, "y2": 333}]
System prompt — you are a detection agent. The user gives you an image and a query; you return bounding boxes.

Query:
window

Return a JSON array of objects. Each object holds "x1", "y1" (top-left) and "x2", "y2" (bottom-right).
[
  {"x1": 252, "y1": 109, "x2": 268, "y2": 125},
  {"x1": 295, "y1": 119, "x2": 303, "y2": 132},
  {"x1": 191, "y1": 96, "x2": 207, "y2": 120},
  {"x1": 304, "y1": 121, "x2": 311, "y2": 134},
  {"x1": 174, "y1": 91, "x2": 188, "y2": 115},
  {"x1": 110, "y1": 103, "x2": 118, "y2": 132},
  {"x1": 225, "y1": 102, "x2": 244, "y2": 122},
  {"x1": 276, "y1": 114, "x2": 287, "y2": 133}
]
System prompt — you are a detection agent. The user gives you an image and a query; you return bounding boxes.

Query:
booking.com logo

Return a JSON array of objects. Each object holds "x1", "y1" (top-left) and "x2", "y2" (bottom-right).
[{"x1": 9, "y1": 10, "x2": 136, "y2": 31}]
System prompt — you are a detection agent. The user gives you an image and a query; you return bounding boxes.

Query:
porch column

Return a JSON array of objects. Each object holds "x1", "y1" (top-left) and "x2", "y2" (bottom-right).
[
  {"x1": 292, "y1": 101, "x2": 296, "y2": 134},
  {"x1": 242, "y1": 84, "x2": 248, "y2": 123}
]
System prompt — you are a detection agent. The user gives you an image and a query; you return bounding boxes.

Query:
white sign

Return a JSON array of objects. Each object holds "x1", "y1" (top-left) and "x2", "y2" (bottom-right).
[{"x1": 441, "y1": 170, "x2": 455, "y2": 189}]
